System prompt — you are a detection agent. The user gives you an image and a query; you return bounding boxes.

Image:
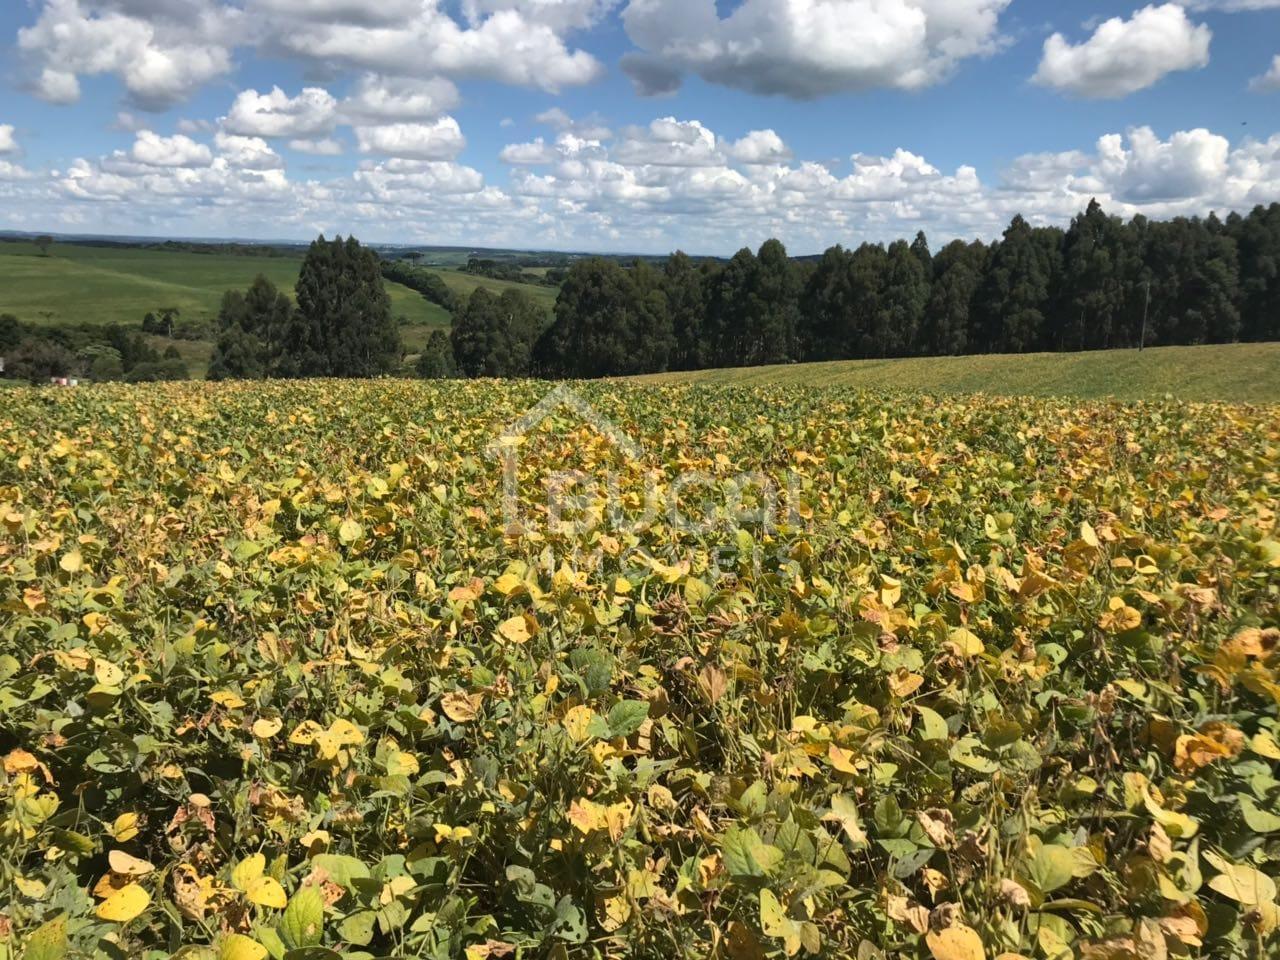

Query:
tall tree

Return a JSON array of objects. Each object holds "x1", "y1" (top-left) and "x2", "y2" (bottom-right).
[
  {"x1": 910, "y1": 231, "x2": 933, "y2": 278},
  {"x1": 1228, "y1": 203, "x2": 1280, "y2": 342},
  {"x1": 208, "y1": 275, "x2": 293, "y2": 380},
  {"x1": 880, "y1": 239, "x2": 929, "y2": 356},
  {"x1": 536, "y1": 259, "x2": 673, "y2": 377},
  {"x1": 921, "y1": 240, "x2": 986, "y2": 356},
  {"x1": 291, "y1": 235, "x2": 401, "y2": 378},
  {"x1": 799, "y1": 245, "x2": 856, "y2": 361},
  {"x1": 705, "y1": 248, "x2": 757, "y2": 367},
  {"x1": 974, "y1": 215, "x2": 1052, "y2": 352},
  {"x1": 663, "y1": 251, "x2": 708, "y2": 370},
  {"x1": 746, "y1": 239, "x2": 802, "y2": 365},
  {"x1": 1143, "y1": 217, "x2": 1241, "y2": 345},
  {"x1": 416, "y1": 329, "x2": 457, "y2": 379},
  {"x1": 1052, "y1": 199, "x2": 1143, "y2": 350}
]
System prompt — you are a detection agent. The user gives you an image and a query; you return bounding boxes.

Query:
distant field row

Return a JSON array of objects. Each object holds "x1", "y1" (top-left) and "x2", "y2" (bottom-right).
[
  {"x1": 0, "y1": 241, "x2": 453, "y2": 329},
  {"x1": 0, "y1": 242, "x2": 569, "y2": 377},
  {"x1": 629, "y1": 342, "x2": 1280, "y2": 404}
]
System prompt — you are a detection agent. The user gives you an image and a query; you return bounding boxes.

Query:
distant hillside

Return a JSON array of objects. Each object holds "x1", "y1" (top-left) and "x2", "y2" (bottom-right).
[{"x1": 628, "y1": 342, "x2": 1280, "y2": 404}]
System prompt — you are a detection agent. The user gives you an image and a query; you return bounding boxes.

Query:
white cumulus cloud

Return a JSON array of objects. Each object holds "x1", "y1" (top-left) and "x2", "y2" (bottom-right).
[
  {"x1": 223, "y1": 87, "x2": 339, "y2": 139},
  {"x1": 17, "y1": 0, "x2": 236, "y2": 109},
  {"x1": 1251, "y1": 55, "x2": 1280, "y2": 91},
  {"x1": 0, "y1": 125, "x2": 17, "y2": 154},
  {"x1": 214, "y1": 132, "x2": 284, "y2": 170},
  {"x1": 1034, "y1": 4, "x2": 1211, "y2": 98},
  {"x1": 354, "y1": 117, "x2": 466, "y2": 160},
  {"x1": 130, "y1": 130, "x2": 214, "y2": 167},
  {"x1": 727, "y1": 130, "x2": 792, "y2": 165},
  {"x1": 340, "y1": 75, "x2": 459, "y2": 123},
  {"x1": 621, "y1": 0, "x2": 1011, "y2": 98}
]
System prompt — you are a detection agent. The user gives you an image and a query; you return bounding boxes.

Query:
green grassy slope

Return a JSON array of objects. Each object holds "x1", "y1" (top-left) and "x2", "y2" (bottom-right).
[
  {"x1": 629, "y1": 342, "x2": 1280, "y2": 404},
  {"x1": 0, "y1": 242, "x2": 448, "y2": 328},
  {"x1": 434, "y1": 269, "x2": 560, "y2": 313}
]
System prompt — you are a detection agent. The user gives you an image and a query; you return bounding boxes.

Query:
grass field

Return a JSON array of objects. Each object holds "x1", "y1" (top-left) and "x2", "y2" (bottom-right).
[
  {"x1": 0, "y1": 241, "x2": 450, "y2": 329},
  {"x1": 434, "y1": 268, "x2": 560, "y2": 313},
  {"x1": 629, "y1": 341, "x2": 1280, "y2": 404},
  {"x1": 2, "y1": 379, "x2": 1278, "y2": 959}
]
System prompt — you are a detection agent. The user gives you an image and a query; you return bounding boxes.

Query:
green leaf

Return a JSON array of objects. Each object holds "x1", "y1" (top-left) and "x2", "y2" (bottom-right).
[
  {"x1": 280, "y1": 886, "x2": 325, "y2": 949},
  {"x1": 23, "y1": 916, "x2": 67, "y2": 960},
  {"x1": 338, "y1": 911, "x2": 377, "y2": 947},
  {"x1": 1240, "y1": 795, "x2": 1280, "y2": 833},
  {"x1": 915, "y1": 705, "x2": 948, "y2": 741},
  {"x1": 1024, "y1": 844, "x2": 1077, "y2": 895},
  {"x1": 606, "y1": 700, "x2": 650, "y2": 738},
  {"x1": 310, "y1": 854, "x2": 370, "y2": 889},
  {"x1": 721, "y1": 825, "x2": 783, "y2": 879}
]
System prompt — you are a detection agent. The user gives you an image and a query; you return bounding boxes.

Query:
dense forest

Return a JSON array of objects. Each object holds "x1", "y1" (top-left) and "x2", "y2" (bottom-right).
[
  {"x1": 447, "y1": 199, "x2": 1279, "y2": 379},
  {"x1": 0, "y1": 314, "x2": 190, "y2": 383}
]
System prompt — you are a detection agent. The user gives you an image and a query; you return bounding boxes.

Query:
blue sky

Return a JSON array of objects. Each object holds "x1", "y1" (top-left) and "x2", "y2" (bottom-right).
[{"x1": 0, "y1": 0, "x2": 1277, "y2": 254}]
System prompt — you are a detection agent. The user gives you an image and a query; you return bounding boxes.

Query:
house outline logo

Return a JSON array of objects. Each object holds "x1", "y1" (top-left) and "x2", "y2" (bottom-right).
[
  {"x1": 485, "y1": 384, "x2": 645, "y2": 532},
  {"x1": 485, "y1": 383, "x2": 644, "y2": 461}
]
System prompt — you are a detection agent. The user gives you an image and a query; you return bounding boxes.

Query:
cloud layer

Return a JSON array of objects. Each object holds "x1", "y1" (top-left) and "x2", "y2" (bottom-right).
[
  {"x1": 16, "y1": 0, "x2": 603, "y2": 112},
  {"x1": 4, "y1": 110, "x2": 1277, "y2": 255}
]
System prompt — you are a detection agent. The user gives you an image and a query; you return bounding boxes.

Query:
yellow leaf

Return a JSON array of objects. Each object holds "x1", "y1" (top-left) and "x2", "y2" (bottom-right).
[
  {"x1": 108, "y1": 850, "x2": 154, "y2": 876},
  {"x1": 1204, "y1": 851, "x2": 1278, "y2": 906},
  {"x1": 925, "y1": 923, "x2": 986, "y2": 960},
  {"x1": 947, "y1": 627, "x2": 985, "y2": 658},
  {"x1": 220, "y1": 934, "x2": 268, "y2": 960},
  {"x1": 231, "y1": 853, "x2": 265, "y2": 891},
  {"x1": 93, "y1": 659, "x2": 124, "y2": 687},
  {"x1": 95, "y1": 882, "x2": 151, "y2": 922},
  {"x1": 827, "y1": 744, "x2": 860, "y2": 774},
  {"x1": 441, "y1": 691, "x2": 483, "y2": 723},
  {"x1": 1250, "y1": 731, "x2": 1280, "y2": 760},
  {"x1": 568, "y1": 798, "x2": 606, "y2": 835},
  {"x1": 252, "y1": 717, "x2": 283, "y2": 739},
  {"x1": 497, "y1": 614, "x2": 532, "y2": 644},
  {"x1": 14, "y1": 875, "x2": 47, "y2": 899},
  {"x1": 562, "y1": 705, "x2": 597, "y2": 743},
  {"x1": 434, "y1": 823, "x2": 473, "y2": 843},
  {"x1": 600, "y1": 894, "x2": 632, "y2": 932},
  {"x1": 289, "y1": 720, "x2": 324, "y2": 745},
  {"x1": 1143, "y1": 787, "x2": 1199, "y2": 839},
  {"x1": 245, "y1": 876, "x2": 287, "y2": 909},
  {"x1": 59, "y1": 549, "x2": 83, "y2": 573},
  {"x1": 111, "y1": 812, "x2": 140, "y2": 842},
  {"x1": 1080, "y1": 521, "x2": 1099, "y2": 547},
  {"x1": 493, "y1": 572, "x2": 524, "y2": 596},
  {"x1": 211, "y1": 690, "x2": 247, "y2": 710},
  {"x1": 328, "y1": 718, "x2": 364, "y2": 746},
  {"x1": 887, "y1": 669, "x2": 924, "y2": 698}
]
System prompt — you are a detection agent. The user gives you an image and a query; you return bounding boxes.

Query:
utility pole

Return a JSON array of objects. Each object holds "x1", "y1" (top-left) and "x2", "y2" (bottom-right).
[{"x1": 1139, "y1": 279, "x2": 1150, "y2": 352}]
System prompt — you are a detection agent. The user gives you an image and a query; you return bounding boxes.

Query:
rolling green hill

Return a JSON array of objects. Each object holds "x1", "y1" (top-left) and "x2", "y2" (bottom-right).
[
  {"x1": 0, "y1": 241, "x2": 450, "y2": 329},
  {"x1": 629, "y1": 342, "x2": 1280, "y2": 404},
  {"x1": 433, "y1": 268, "x2": 560, "y2": 313}
]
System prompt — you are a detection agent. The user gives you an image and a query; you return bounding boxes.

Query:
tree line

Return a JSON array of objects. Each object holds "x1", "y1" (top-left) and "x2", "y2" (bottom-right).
[
  {"x1": 13, "y1": 198, "x2": 1267, "y2": 386},
  {"x1": 0, "y1": 314, "x2": 189, "y2": 383},
  {"x1": 489, "y1": 199, "x2": 1276, "y2": 379}
]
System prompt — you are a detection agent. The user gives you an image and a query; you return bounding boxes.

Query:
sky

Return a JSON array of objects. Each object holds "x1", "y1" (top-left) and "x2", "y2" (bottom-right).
[{"x1": 0, "y1": 0, "x2": 1277, "y2": 255}]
